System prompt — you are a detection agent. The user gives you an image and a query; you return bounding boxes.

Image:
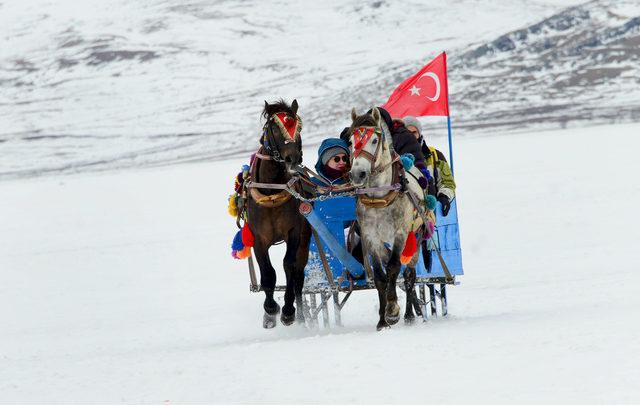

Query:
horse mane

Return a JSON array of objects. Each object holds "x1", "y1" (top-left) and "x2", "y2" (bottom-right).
[
  {"x1": 351, "y1": 113, "x2": 377, "y2": 128},
  {"x1": 262, "y1": 99, "x2": 295, "y2": 119}
]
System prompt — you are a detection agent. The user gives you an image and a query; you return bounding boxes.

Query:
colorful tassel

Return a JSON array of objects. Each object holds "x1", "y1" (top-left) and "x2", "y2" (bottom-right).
[
  {"x1": 419, "y1": 167, "x2": 432, "y2": 182},
  {"x1": 231, "y1": 229, "x2": 252, "y2": 260},
  {"x1": 425, "y1": 195, "x2": 437, "y2": 211},
  {"x1": 400, "y1": 232, "x2": 417, "y2": 264},
  {"x1": 231, "y1": 230, "x2": 244, "y2": 251},
  {"x1": 228, "y1": 195, "x2": 238, "y2": 217},
  {"x1": 241, "y1": 223, "x2": 254, "y2": 247},
  {"x1": 400, "y1": 153, "x2": 415, "y2": 170},
  {"x1": 236, "y1": 246, "x2": 252, "y2": 259},
  {"x1": 425, "y1": 220, "x2": 435, "y2": 239}
]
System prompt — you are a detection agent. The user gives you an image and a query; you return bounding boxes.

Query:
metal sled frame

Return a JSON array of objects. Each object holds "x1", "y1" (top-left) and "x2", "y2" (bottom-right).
[{"x1": 247, "y1": 194, "x2": 462, "y2": 328}]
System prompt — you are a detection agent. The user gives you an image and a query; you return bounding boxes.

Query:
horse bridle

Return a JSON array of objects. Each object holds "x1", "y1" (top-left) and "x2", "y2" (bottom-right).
[
  {"x1": 351, "y1": 125, "x2": 397, "y2": 177},
  {"x1": 260, "y1": 113, "x2": 302, "y2": 163}
]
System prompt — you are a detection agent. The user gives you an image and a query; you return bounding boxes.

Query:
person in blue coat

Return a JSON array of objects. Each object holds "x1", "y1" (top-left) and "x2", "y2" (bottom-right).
[
  {"x1": 312, "y1": 137, "x2": 366, "y2": 265},
  {"x1": 313, "y1": 138, "x2": 350, "y2": 185}
]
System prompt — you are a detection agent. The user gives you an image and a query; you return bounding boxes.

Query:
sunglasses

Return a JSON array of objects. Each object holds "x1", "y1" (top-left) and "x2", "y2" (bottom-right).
[{"x1": 332, "y1": 155, "x2": 348, "y2": 163}]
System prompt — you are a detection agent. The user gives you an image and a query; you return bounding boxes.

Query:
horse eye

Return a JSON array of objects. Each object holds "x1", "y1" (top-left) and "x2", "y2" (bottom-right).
[{"x1": 372, "y1": 138, "x2": 378, "y2": 144}]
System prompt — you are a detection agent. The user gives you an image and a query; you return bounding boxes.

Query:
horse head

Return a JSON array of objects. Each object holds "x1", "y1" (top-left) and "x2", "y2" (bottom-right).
[
  {"x1": 261, "y1": 99, "x2": 303, "y2": 174},
  {"x1": 348, "y1": 107, "x2": 392, "y2": 187}
]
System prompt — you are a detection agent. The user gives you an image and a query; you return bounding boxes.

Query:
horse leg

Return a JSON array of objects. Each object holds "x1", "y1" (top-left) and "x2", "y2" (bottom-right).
[
  {"x1": 383, "y1": 235, "x2": 405, "y2": 326},
  {"x1": 403, "y1": 265, "x2": 422, "y2": 324},
  {"x1": 369, "y1": 253, "x2": 389, "y2": 331},
  {"x1": 280, "y1": 232, "x2": 300, "y2": 326},
  {"x1": 253, "y1": 239, "x2": 280, "y2": 329},
  {"x1": 403, "y1": 267, "x2": 416, "y2": 324},
  {"x1": 293, "y1": 226, "x2": 311, "y2": 324}
]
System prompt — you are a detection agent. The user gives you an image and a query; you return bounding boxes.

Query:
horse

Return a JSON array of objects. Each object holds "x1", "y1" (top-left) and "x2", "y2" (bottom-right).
[
  {"x1": 348, "y1": 107, "x2": 426, "y2": 330},
  {"x1": 246, "y1": 99, "x2": 311, "y2": 328}
]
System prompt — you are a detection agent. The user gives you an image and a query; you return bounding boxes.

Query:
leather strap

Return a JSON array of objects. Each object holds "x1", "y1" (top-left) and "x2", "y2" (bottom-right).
[
  {"x1": 247, "y1": 147, "x2": 293, "y2": 208},
  {"x1": 358, "y1": 160, "x2": 402, "y2": 208}
]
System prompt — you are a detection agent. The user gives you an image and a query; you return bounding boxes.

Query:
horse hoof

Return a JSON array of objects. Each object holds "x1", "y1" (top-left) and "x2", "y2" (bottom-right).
[
  {"x1": 376, "y1": 320, "x2": 390, "y2": 331},
  {"x1": 385, "y1": 303, "x2": 400, "y2": 325},
  {"x1": 385, "y1": 313, "x2": 400, "y2": 326},
  {"x1": 404, "y1": 315, "x2": 416, "y2": 325},
  {"x1": 281, "y1": 312, "x2": 296, "y2": 326},
  {"x1": 263, "y1": 312, "x2": 278, "y2": 329},
  {"x1": 264, "y1": 302, "x2": 281, "y2": 316}
]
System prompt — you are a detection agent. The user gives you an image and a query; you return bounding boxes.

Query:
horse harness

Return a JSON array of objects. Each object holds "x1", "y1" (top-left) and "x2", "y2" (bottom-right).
[
  {"x1": 246, "y1": 148, "x2": 294, "y2": 208},
  {"x1": 351, "y1": 125, "x2": 403, "y2": 208},
  {"x1": 245, "y1": 111, "x2": 302, "y2": 209}
]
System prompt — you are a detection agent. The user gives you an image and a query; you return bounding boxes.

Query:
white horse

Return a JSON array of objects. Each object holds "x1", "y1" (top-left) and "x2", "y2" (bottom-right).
[{"x1": 349, "y1": 107, "x2": 428, "y2": 330}]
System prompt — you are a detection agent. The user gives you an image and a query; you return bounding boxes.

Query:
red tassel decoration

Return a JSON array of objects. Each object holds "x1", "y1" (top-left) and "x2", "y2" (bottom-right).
[
  {"x1": 241, "y1": 223, "x2": 255, "y2": 247},
  {"x1": 400, "y1": 232, "x2": 417, "y2": 264}
]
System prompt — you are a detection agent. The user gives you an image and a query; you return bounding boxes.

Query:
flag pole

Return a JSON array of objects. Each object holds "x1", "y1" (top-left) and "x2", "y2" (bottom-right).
[
  {"x1": 444, "y1": 52, "x2": 454, "y2": 176},
  {"x1": 447, "y1": 114, "x2": 454, "y2": 176}
]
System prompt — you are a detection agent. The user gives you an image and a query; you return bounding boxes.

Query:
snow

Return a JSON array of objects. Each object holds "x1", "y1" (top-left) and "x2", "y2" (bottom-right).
[
  {"x1": 2, "y1": 122, "x2": 639, "y2": 404},
  {"x1": 0, "y1": 0, "x2": 590, "y2": 178}
]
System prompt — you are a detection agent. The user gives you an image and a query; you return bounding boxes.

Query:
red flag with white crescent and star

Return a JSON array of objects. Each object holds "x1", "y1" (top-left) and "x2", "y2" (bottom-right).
[{"x1": 382, "y1": 52, "x2": 449, "y2": 117}]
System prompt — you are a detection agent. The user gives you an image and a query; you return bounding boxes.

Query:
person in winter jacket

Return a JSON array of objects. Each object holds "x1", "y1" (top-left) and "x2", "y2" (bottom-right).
[
  {"x1": 313, "y1": 138, "x2": 350, "y2": 185},
  {"x1": 403, "y1": 115, "x2": 456, "y2": 216},
  {"x1": 312, "y1": 137, "x2": 365, "y2": 264},
  {"x1": 340, "y1": 107, "x2": 430, "y2": 189}
]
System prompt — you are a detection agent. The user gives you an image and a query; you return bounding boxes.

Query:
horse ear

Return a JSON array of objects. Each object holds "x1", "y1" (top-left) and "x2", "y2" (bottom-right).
[
  {"x1": 291, "y1": 99, "x2": 298, "y2": 115},
  {"x1": 264, "y1": 100, "x2": 269, "y2": 110},
  {"x1": 351, "y1": 108, "x2": 358, "y2": 122},
  {"x1": 371, "y1": 107, "x2": 381, "y2": 125}
]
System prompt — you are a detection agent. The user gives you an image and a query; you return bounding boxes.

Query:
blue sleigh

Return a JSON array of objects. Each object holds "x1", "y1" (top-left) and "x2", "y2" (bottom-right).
[{"x1": 248, "y1": 193, "x2": 463, "y2": 327}]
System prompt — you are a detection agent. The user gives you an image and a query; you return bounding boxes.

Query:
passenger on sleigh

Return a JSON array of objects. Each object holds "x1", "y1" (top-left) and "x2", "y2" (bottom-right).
[
  {"x1": 312, "y1": 138, "x2": 351, "y2": 186},
  {"x1": 402, "y1": 116, "x2": 456, "y2": 217},
  {"x1": 310, "y1": 137, "x2": 369, "y2": 266}
]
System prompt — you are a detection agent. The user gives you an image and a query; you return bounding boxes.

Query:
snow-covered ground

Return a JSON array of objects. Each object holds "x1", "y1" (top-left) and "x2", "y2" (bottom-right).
[{"x1": 2, "y1": 122, "x2": 639, "y2": 404}]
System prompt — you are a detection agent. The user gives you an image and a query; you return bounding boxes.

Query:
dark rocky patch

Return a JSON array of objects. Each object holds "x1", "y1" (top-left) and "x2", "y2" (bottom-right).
[{"x1": 85, "y1": 50, "x2": 159, "y2": 66}]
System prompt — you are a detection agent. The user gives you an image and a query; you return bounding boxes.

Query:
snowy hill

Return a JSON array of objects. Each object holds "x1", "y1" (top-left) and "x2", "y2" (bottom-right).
[
  {"x1": 3, "y1": 0, "x2": 625, "y2": 179},
  {"x1": 2, "y1": 122, "x2": 639, "y2": 403},
  {"x1": 454, "y1": 0, "x2": 640, "y2": 132}
]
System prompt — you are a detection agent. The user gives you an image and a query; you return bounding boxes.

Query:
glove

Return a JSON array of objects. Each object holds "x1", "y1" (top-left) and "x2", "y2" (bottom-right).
[{"x1": 437, "y1": 195, "x2": 451, "y2": 216}]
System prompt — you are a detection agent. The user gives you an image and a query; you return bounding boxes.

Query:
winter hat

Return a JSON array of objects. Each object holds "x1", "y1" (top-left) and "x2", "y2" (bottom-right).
[
  {"x1": 321, "y1": 146, "x2": 348, "y2": 165},
  {"x1": 403, "y1": 116, "x2": 422, "y2": 136}
]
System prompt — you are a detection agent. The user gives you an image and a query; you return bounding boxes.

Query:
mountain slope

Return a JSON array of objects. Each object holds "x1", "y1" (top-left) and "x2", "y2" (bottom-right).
[{"x1": 5, "y1": 0, "x2": 638, "y2": 179}]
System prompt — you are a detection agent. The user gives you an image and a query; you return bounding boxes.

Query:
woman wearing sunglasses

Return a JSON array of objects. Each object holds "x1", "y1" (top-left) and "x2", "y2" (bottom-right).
[{"x1": 313, "y1": 137, "x2": 351, "y2": 185}]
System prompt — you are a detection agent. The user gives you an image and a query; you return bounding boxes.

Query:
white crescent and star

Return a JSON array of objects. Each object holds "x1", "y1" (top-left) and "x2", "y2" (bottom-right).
[{"x1": 408, "y1": 72, "x2": 441, "y2": 102}]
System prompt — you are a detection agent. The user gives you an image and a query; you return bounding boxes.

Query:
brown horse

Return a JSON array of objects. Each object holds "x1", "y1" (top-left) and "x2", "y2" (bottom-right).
[{"x1": 247, "y1": 99, "x2": 311, "y2": 328}]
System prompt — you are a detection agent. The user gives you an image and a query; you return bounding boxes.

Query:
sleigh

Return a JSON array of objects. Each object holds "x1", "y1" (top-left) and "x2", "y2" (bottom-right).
[{"x1": 247, "y1": 194, "x2": 463, "y2": 328}]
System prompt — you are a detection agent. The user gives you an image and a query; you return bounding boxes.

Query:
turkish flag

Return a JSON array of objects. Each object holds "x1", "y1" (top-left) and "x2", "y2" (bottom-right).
[{"x1": 382, "y1": 52, "x2": 449, "y2": 117}]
